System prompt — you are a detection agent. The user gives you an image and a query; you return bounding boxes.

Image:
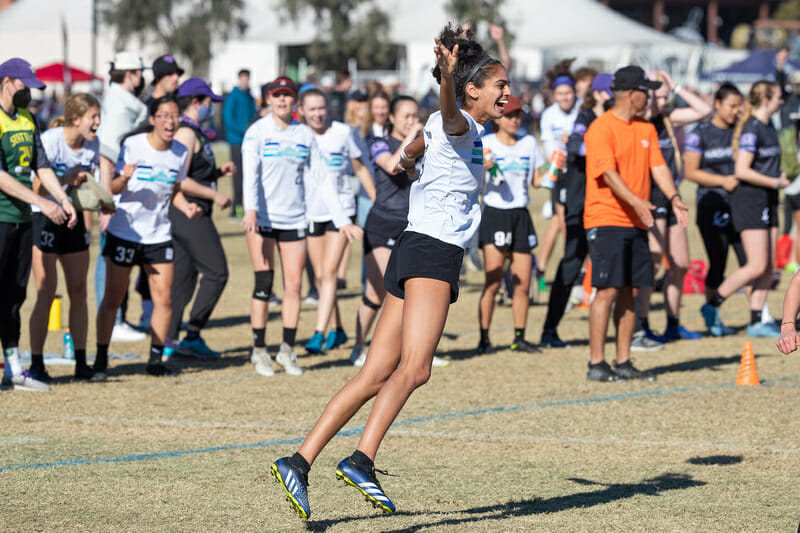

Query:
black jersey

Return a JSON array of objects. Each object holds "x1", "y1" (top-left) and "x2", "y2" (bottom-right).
[
  {"x1": 738, "y1": 117, "x2": 781, "y2": 179},
  {"x1": 684, "y1": 121, "x2": 735, "y2": 206},
  {"x1": 563, "y1": 107, "x2": 596, "y2": 225},
  {"x1": 366, "y1": 135, "x2": 417, "y2": 223},
  {"x1": 180, "y1": 118, "x2": 218, "y2": 213},
  {"x1": 652, "y1": 113, "x2": 678, "y2": 180}
]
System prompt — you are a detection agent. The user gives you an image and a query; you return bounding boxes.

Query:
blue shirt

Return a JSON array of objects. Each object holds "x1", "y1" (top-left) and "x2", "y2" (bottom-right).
[{"x1": 223, "y1": 86, "x2": 256, "y2": 145}]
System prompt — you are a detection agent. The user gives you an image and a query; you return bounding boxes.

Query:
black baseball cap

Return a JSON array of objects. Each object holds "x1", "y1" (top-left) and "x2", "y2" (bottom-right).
[
  {"x1": 266, "y1": 77, "x2": 298, "y2": 96},
  {"x1": 348, "y1": 89, "x2": 368, "y2": 102},
  {"x1": 610, "y1": 66, "x2": 661, "y2": 92},
  {"x1": 152, "y1": 55, "x2": 184, "y2": 80}
]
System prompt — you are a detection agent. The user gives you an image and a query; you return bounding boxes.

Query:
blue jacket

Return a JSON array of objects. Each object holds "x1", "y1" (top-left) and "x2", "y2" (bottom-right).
[{"x1": 223, "y1": 86, "x2": 256, "y2": 145}]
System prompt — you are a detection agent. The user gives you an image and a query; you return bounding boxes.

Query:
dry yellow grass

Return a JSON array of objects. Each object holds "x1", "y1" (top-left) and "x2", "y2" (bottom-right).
[{"x1": 2, "y1": 177, "x2": 799, "y2": 531}]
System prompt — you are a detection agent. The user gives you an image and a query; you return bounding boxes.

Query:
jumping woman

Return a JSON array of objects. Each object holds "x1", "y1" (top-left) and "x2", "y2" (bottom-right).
[{"x1": 270, "y1": 24, "x2": 510, "y2": 519}]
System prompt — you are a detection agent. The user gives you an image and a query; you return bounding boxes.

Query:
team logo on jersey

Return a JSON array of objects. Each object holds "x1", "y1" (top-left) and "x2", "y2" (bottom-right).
[
  {"x1": 641, "y1": 139, "x2": 650, "y2": 148},
  {"x1": 471, "y1": 139, "x2": 483, "y2": 165},
  {"x1": 134, "y1": 165, "x2": 178, "y2": 184},
  {"x1": 739, "y1": 133, "x2": 757, "y2": 151},
  {"x1": 323, "y1": 151, "x2": 345, "y2": 168},
  {"x1": 262, "y1": 141, "x2": 310, "y2": 160}
]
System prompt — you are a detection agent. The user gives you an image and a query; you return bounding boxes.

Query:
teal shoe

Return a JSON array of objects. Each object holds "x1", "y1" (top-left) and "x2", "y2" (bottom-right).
[
  {"x1": 306, "y1": 332, "x2": 324, "y2": 354},
  {"x1": 177, "y1": 337, "x2": 221, "y2": 359},
  {"x1": 324, "y1": 329, "x2": 348, "y2": 350},
  {"x1": 746, "y1": 322, "x2": 780, "y2": 339}
]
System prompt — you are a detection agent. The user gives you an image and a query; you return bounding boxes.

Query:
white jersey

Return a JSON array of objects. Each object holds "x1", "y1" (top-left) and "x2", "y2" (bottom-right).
[
  {"x1": 242, "y1": 113, "x2": 348, "y2": 229},
  {"x1": 35, "y1": 127, "x2": 100, "y2": 213},
  {"x1": 406, "y1": 109, "x2": 485, "y2": 249},
  {"x1": 539, "y1": 102, "x2": 579, "y2": 160},
  {"x1": 107, "y1": 133, "x2": 187, "y2": 244},
  {"x1": 482, "y1": 133, "x2": 543, "y2": 209},
  {"x1": 306, "y1": 121, "x2": 360, "y2": 222}
]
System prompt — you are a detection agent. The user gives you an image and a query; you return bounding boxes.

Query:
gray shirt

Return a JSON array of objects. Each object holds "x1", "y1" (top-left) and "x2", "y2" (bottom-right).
[{"x1": 97, "y1": 82, "x2": 148, "y2": 163}]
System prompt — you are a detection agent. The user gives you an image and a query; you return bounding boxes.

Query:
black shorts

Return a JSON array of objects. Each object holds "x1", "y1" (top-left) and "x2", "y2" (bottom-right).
[
  {"x1": 478, "y1": 206, "x2": 537, "y2": 252},
  {"x1": 384, "y1": 231, "x2": 465, "y2": 303},
  {"x1": 650, "y1": 185, "x2": 677, "y2": 226},
  {"x1": 586, "y1": 226, "x2": 654, "y2": 289},
  {"x1": 730, "y1": 186, "x2": 778, "y2": 231},
  {"x1": 553, "y1": 179, "x2": 567, "y2": 206},
  {"x1": 787, "y1": 193, "x2": 800, "y2": 212},
  {"x1": 696, "y1": 200, "x2": 735, "y2": 235},
  {"x1": 103, "y1": 233, "x2": 174, "y2": 266},
  {"x1": 32, "y1": 212, "x2": 89, "y2": 254},
  {"x1": 307, "y1": 215, "x2": 357, "y2": 237},
  {"x1": 364, "y1": 213, "x2": 406, "y2": 255},
  {"x1": 258, "y1": 226, "x2": 307, "y2": 242}
]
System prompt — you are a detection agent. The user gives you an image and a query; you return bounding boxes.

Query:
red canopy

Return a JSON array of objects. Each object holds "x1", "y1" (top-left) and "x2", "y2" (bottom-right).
[{"x1": 34, "y1": 62, "x2": 102, "y2": 83}]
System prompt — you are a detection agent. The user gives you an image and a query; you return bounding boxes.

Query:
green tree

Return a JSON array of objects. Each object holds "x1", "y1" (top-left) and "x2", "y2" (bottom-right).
[
  {"x1": 445, "y1": 0, "x2": 512, "y2": 59},
  {"x1": 279, "y1": 0, "x2": 393, "y2": 70},
  {"x1": 101, "y1": 0, "x2": 247, "y2": 77}
]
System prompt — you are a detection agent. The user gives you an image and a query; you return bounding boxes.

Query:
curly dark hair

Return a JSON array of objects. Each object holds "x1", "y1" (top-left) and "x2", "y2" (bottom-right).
[{"x1": 431, "y1": 23, "x2": 502, "y2": 105}]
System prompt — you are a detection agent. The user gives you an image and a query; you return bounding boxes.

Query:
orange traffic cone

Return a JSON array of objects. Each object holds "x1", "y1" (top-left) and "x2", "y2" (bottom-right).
[
  {"x1": 578, "y1": 263, "x2": 592, "y2": 309},
  {"x1": 735, "y1": 342, "x2": 760, "y2": 386}
]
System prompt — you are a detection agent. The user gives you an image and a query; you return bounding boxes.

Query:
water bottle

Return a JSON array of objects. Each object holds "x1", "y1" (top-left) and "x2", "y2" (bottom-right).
[
  {"x1": 63, "y1": 329, "x2": 74, "y2": 360},
  {"x1": 483, "y1": 148, "x2": 505, "y2": 186},
  {"x1": 541, "y1": 148, "x2": 565, "y2": 189}
]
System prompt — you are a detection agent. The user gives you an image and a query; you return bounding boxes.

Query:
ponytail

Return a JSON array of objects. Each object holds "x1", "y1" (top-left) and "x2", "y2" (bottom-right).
[
  {"x1": 48, "y1": 116, "x2": 65, "y2": 129},
  {"x1": 732, "y1": 80, "x2": 774, "y2": 153},
  {"x1": 656, "y1": 74, "x2": 682, "y2": 175}
]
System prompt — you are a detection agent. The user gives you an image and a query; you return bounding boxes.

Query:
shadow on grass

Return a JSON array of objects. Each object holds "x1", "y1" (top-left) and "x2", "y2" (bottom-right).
[
  {"x1": 646, "y1": 355, "x2": 742, "y2": 376},
  {"x1": 687, "y1": 455, "x2": 743, "y2": 466},
  {"x1": 304, "y1": 472, "x2": 705, "y2": 532},
  {"x1": 204, "y1": 313, "x2": 280, "y2": 330}
]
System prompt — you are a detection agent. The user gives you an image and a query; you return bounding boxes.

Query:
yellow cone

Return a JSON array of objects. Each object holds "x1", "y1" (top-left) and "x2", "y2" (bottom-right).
[{"x1": 48, "y1": 296, "x2": 62, "y2": 331}]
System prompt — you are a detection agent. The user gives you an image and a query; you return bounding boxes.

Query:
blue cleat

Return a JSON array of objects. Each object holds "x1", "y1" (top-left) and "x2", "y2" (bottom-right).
[
  {"x1": 663, "y1": 324, "x2": 702, "y2": 341},
  {"x1": 642, "y1": 328, "x2": 669, "y2": 344},
  {"x1": 177, "y1": 336, "x2": 221, "y2": 359},
  {"x1": 305, "y1": 332, "x2": 324, "y2": 354},
  {"x1": 746, "y1": 322, "x2": 780, "y2": 339},
  {"x1": 335, "y1": 455, "x2": 396, "y2": 514},
  {"x1": 271, "y1": 457, "x2": 311, "y2": 519},
  {"x1": 540, "y1": 330, "x2": 567, "y2": 348},
  {"x1": 700, "y1": 303, "x2": 727, "y2": 337},
  {"x1": 323, "y1": 330, "x2": 338, "y2": 351}
]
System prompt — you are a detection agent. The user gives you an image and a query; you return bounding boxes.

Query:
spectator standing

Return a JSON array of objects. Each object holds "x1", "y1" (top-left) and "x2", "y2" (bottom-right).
[{"x1": 223, "y1": 69, "x2": 256, "y2": 218}]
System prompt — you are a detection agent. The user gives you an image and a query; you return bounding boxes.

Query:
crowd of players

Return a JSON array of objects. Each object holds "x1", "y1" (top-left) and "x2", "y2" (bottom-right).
[{"x1": 1, "y1": 35, "x2": 799, "y2": 392}]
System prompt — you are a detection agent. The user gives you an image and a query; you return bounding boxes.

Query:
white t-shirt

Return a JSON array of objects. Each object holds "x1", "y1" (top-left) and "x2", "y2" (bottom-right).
[
  {"x1": 482, "y1": 133, "x2": 544, "y2": 209},
  {"x1": 306, "y1": 121, "x2": 360, "y2": 222},
  {"x1": 241, "y1": 113, "x2": 348, "y2": 230},
  {"x1": 35, "y1": 127, "x2": 100, "y2": 213},
  {"x1": 107, "y1": 133, "x2": 188, "y2": 244},
  {"x1": 539, "y1": 102, "x2": 579, "y2": 160},
  {"x1": 406, "y1": 109, "x2": 485, "y2": 249}
]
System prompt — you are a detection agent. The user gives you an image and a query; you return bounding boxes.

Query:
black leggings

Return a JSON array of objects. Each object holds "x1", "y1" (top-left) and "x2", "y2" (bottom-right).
[
  {"x1": 0, "y1": 222, "x2": 32, "y2": 350},
  {"x1": 542, "y1": 223, "x2": 588, "y2": 334},
  {"x1": 168, "y1": 206, "x2": 229, "y2": 339},
  {"x1": 699, "y1": 220, "x2": 747, "y2": 291}
]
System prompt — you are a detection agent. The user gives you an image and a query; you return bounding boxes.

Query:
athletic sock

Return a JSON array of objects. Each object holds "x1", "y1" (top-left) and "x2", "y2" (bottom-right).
[
  {"x1": 185, "y1": 329, "x2": 200, "y2": 342},
  {"x1": 95, "y1": 344, "x2": 109, "y2": 371},
  {"x1": 31, "y1": 353, "x2": 44, "y2": 371},
  {"x1": 709, "y1": 294, "x2": 725, "y2": 307},
  {"x1": 640, "y1": 317, "x2": 650, "y2": 331},
  {"x1": 3, "y1": 347, "x2": 22, "y2": 377},
  {"x1": 480, "y1": 328, "x2": 490, "y2": 345},
  {"x1": 667, "y1": 315, "x2": 679, "y2": 329},
  {"x1": 350, "y1": 449, "x2": 374, "y2": 470},
  {"x1": 283, "y1": 327, "x2": 297, "y2": 347},
  {"x1": 514, "y1": 328, "x2": 525, "y2": 340},
  {"x1": 750, "y1": 310, "x2": 761, "y2": 326},
  {"x1": 252, "y1": 328, "x2": 266, "y2": 348},
  {"x1": 290, "y1": 452, "x2": 311, "y2": 475},
  {"x1": 148, "y1": 344, "x2": 164, "y2": 365},
  {"x1": 74, "y1": 349, "x2": 87, "y2": 370}
]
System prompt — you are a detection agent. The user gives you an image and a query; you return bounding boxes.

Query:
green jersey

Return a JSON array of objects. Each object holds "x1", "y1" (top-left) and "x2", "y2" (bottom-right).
[{"x1": 0, "y1": 107, "x2": 48, "y2": 223}]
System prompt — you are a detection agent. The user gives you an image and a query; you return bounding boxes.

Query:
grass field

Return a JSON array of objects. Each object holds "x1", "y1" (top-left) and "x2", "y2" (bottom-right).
[{"x1": 2, "y1": 180, "x2": 800, "y2": 532}]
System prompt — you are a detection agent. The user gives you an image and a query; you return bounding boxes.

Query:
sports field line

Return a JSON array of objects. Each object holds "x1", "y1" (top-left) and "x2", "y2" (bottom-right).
[
  {"x1": 0, "y1": 378, "x2": 792, "y2": 473},
  {"x1": 387, "y1": 430, "x2": 800, "y2": 454}
]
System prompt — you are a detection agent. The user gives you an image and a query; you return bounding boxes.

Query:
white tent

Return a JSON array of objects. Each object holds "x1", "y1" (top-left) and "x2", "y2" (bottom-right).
[{"x1": 209, "y1": 0, "x2": 695, "y2": 95}]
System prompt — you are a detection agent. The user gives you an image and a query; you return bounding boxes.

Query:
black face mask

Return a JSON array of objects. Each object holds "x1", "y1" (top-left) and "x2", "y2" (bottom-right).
[
  {"x1": 12, "y1": 87, "x2": 31, "y2": 109},
  {"x1": 134, "y1": 76, "x2": 145, "y2": 97}
]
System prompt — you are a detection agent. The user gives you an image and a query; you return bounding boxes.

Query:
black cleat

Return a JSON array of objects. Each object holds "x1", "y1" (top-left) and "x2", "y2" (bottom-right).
[
  {"x1": 587, "y1": 361, "x2": 622, "y2": 382},
  {"x1": 614, "y1": 360, "x2": 656, "y2": 381}
]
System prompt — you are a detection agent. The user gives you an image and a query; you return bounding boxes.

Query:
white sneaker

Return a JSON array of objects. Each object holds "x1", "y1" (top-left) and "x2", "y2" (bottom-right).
[
  {"x1": 111, "y1": 322, "x2": 147, "y2": 342},
  {"x1": 2, "y1": 371, "x2": 50, "y2": 391},
  {"x1": 350, "y1": 345, "x2": 366, "y2": 367},
  {"x1": 268, "y1": 293, "x2": 282, "y2": 308},
  {"x1": 251, "y1": 347, "x2": 274, "y2": 377},
  {"x1": 275, "y1": 343, "x2": 303, "y2": 375},
  {"x1": 432, "y1": 356, "x2": 450, "y2": 367}
]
